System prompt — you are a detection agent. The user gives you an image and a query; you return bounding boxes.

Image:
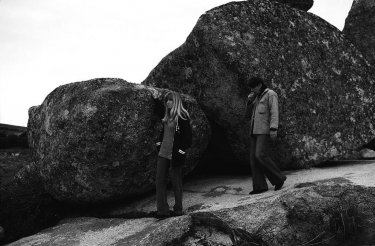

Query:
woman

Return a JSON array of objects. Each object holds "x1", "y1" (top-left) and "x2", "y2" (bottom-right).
[{"x1": 155, "y1": 91, "x2": 192, "y2": 218}]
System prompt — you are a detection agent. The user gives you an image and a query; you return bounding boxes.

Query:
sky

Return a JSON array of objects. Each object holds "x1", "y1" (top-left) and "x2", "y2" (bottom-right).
[{"x1": 0, "y1": 0, "x2": 354, "y2": 127}]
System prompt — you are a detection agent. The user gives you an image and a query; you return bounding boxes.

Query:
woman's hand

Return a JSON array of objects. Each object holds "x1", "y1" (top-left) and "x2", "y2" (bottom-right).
[
  {"x1": 270, "y1": 130, "x2": 277, "y2": 140},
  {"x1": 178, "y1": 149, "x2": 186, "y2": 155}
]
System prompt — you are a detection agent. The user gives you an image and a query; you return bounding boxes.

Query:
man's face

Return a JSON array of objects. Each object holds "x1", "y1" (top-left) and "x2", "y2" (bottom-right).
[{"x1": 251, "y1": 83, "x2": 262, "y2": 94}]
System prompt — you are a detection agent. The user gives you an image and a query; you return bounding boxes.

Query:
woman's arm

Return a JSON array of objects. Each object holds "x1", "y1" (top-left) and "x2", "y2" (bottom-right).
[
  {"x1": 179, "y1": 118, "x2": 192, "y2": 152},
  {"x1": 156, "y1": 122, "x2": 164, "y2": 147}
]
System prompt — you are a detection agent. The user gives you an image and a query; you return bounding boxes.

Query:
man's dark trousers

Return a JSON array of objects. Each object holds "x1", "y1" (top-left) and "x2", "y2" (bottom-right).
[
  {"x1": 156, "y1": 157, "x2": 183, "y2": 216},
  {"x1": 250, "y1": 134, "x2": 286, "y2": 191}
]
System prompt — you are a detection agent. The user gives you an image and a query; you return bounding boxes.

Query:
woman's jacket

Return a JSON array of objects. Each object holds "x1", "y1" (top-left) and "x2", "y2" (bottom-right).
[{"x1": 156, "y1": 117, "x2": 192, "y2": 166}]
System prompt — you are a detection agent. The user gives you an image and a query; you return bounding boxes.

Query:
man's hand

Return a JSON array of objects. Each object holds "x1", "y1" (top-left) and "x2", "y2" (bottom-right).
[
  {"x1": 247, "y1": 92, "x2": 256, "y2": 103},
  {"x1": 270, "y1": 130, "x2": 277, "y2": 140}
]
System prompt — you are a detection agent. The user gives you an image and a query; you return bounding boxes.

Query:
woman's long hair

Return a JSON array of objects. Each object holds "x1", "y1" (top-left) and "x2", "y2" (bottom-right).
[{"x1": 162, "y1": 91, "x2": 190, "y2": 122}]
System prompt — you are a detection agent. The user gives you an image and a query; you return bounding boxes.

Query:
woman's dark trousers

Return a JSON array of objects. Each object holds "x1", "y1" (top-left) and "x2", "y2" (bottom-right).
[
  {"x1": 250, "y1": 134, "x2": 286, "y2": 191},
  {"x1": 156, "y1": 157, "x2": 183, "y2": 215}
]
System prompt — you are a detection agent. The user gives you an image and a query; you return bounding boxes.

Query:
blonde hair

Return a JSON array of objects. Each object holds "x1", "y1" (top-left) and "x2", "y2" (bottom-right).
[{"x1": 162, "y1": 91, "x2": 190, "y2": 122}]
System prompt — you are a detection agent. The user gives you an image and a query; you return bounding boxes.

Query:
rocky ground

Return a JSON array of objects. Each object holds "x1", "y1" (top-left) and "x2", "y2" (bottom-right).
[
  {"x1": 6, "y1": 159, "x2": 375, "y2": 246},
  {"x1": 0, "y1": 148, "x2": 64, "y2": 245},
  {"x1": 0, "y1": 148, "x2": 31, "y2": 243}
]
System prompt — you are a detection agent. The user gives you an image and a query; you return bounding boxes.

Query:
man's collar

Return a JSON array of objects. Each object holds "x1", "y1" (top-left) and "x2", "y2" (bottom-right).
[{"x1": 257, "y1": 88, "x2": 269, "y2": 99}]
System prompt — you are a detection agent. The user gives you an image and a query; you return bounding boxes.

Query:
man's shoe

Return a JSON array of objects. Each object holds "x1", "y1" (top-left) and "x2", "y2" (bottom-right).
[
  {"x1": 155, "y1": 213, "x2": 170, "y2": 220},
  {"x1": 275, "y1": 177, "x2": 287, "y2": 191},
  {"x1": 170, "y1": 210, "x2": 184, "y2": 217},
  {"x1": 249, "y1": 188, "x2": 268, "y2": 195},
  {"x1": 149, "y1": 211, "x2": 157, "y2": 217}
]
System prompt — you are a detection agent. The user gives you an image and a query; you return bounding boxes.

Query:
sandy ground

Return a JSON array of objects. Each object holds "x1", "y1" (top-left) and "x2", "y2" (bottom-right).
[{"x1": 113, "y1": 160, "x2": 375, "y2": 215}]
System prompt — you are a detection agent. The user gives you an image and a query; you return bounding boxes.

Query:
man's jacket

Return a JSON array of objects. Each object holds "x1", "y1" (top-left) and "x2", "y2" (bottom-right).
[{"x1": 249, "y1": 89, "x2": 279, "y2": 135}]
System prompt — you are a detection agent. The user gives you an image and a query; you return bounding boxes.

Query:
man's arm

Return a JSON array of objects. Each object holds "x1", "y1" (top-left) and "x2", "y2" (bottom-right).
[{"x1": 268, "y1": 91, "x2": 279, "y2": 138}]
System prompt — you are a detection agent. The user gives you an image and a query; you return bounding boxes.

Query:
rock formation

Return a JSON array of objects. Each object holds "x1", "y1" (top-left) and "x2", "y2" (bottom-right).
[
  {"x1": 271, "y1": 0, "x2": 314, "y2": 11},
  {"x1": 343, "y1": 0, "x2": 375, "y2": 66},
  {"x1": 28, "y1": 78, "x2": 210, "y2": 203},
  {"x1": 143, "y1": 0, "x2": 375, "y2": 169},
  {"x1": 0, "y1": 162, "x2": 63, "y2": 244},
  {"x1": 8, "y1": 183, "x2": 375, "y2": 245}
]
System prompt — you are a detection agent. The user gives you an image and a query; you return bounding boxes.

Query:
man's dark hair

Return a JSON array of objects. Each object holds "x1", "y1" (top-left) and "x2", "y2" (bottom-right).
[{"x1": 249, "y1": 77, "x2": 264, "y2": 88}]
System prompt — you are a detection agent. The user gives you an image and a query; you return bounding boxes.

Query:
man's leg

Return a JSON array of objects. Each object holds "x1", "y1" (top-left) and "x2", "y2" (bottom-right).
[
  {"x1": 255, "y1": 134, "x2": 286, "y2": 186},
  {"x1": 156, "y1": 157, "x2": 170, "y2": 216},
  {"x1": 250, "y1": 135, "x2": 268, "y2": 191},
  {"x1": 170, "y1": 165, "x2": 183, "y2": 214}
]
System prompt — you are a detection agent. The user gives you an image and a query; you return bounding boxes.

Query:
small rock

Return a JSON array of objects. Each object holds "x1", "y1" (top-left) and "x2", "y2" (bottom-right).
[{"x1": 360, "y1": 148, "x2": 375, "y2": 159}]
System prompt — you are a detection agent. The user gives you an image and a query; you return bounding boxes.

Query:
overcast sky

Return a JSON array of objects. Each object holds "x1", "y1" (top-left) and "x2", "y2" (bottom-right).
[{"x1": 0, "y1": 0, "x2": 353, "y2": 127}]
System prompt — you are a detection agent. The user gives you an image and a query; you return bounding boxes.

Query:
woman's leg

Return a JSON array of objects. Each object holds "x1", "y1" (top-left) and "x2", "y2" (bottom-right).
[
  {"x1": 156, "y1": 157, "x2": 170, "y2": 215},
  {"x1": 250, "y1": 135, "x2": 268, "y2": 191},
  {"x1": 170, "y1": 165, "x2": 183, "y2": 214}
]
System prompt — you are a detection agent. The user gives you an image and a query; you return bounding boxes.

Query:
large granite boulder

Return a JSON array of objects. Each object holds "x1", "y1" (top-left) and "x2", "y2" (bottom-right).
[
  {"x1": 343, "y1": 0, "x2": 375, "y2": 66},
  {"x1": 271, "y1": 0, "x2": 314, "y2": 11},
  {"x1": 28, "y1": 78, "x2": 210, "y2": 203},
  {"x1": 8, "y1": 183, "x2": 375, "y2": 245},
  {"x1": 143, "y1": 0, "x2": 375, "y2": 169}
]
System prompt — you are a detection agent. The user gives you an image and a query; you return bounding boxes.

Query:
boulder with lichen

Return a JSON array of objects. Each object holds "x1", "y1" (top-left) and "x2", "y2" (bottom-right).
[
  {"x1": 343, "y1": 0, "x2": 375, "y2": 66},
  {"x1": 143, "y1": 0, "x2": 375, "y2": 169},
  {"x1": 28, "y1": 78, "x2": 210, "y2": 203}
]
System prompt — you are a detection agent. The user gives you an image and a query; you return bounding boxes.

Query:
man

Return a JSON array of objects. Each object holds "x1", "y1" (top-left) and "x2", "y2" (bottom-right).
[{"x1": 247, "y1": 77, "x2": 286, "y2": 195}]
